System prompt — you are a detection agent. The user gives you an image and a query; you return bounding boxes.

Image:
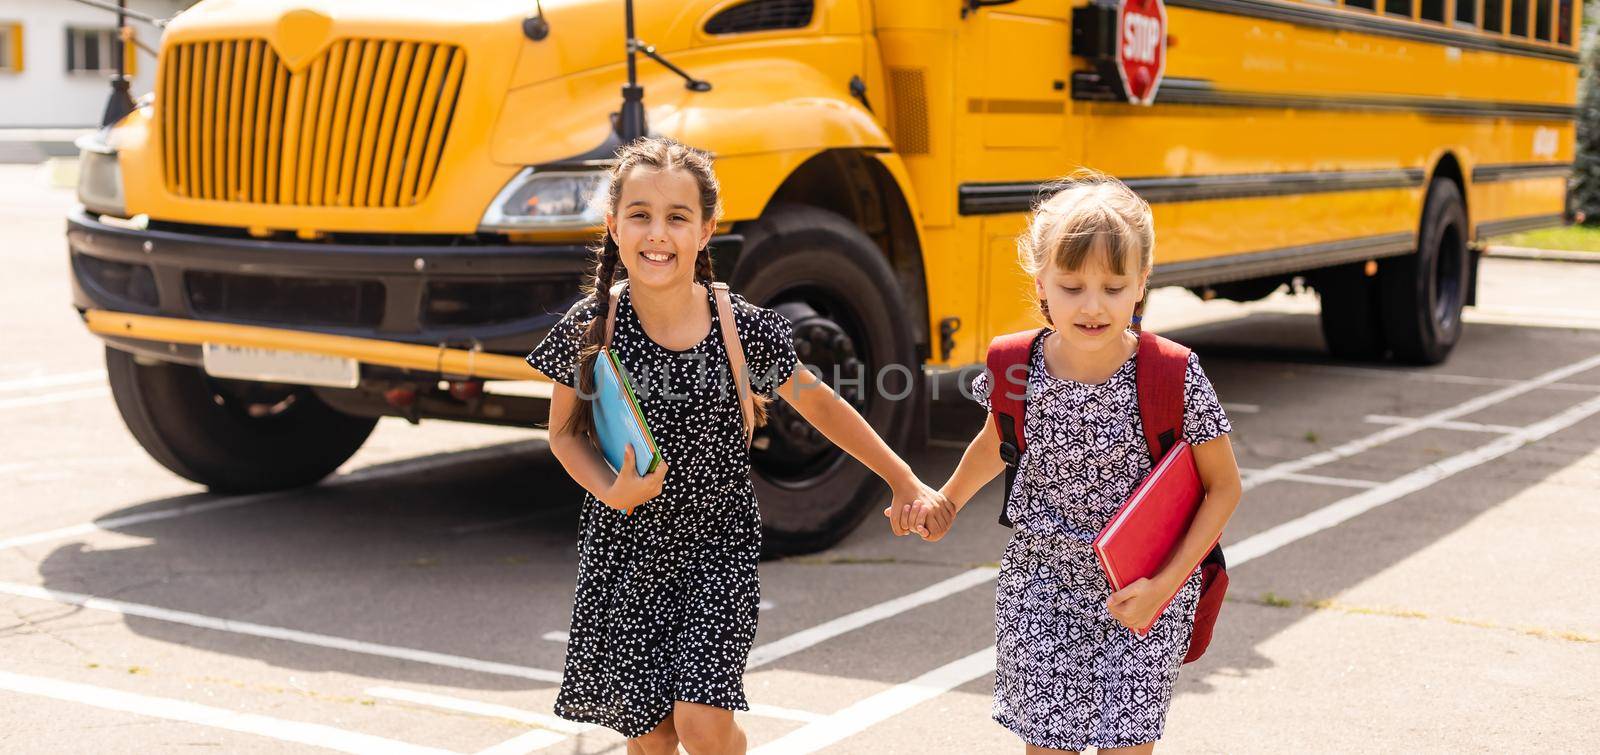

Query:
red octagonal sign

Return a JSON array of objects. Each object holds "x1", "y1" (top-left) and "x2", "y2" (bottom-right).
[{"x1": 1117, "y1": 0, "x2": 1167, "y2": 106}]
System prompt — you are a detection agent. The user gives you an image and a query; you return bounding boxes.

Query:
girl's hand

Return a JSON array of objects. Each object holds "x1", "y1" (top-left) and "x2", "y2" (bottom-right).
[
  {"x1": 1107, "y1": 576, "x2": 1177, "y2": 634},
  {"x1": 599, "y1": 445, "x2": 668, "y2": 514},
  {"x1": 883, "y1": 477, "x2": 951, "y2": 539}
]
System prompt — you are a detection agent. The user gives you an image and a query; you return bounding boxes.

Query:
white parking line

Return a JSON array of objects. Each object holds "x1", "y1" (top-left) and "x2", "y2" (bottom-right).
[
  {"x1": 1229, "y1": 389, "x2": 1600, "y2": 564},
  {"x1": 366, "y1": 686, "x2": 588, "y2": 735},
  {"x1": 750, "y1": 369, "x2": 1600, "y2": 753},
  {"x1": 1242, "y1": 352, "x2": 1600, "y2": 491},
  {"x1": 472, "y1": 730, "x2": 567, "y2": 755},
  {"x1": 1222, "y1": 402, "x2": 1260, "y2": 414},
  {"x1": 1237, "y1": 469, "x2": 1380, "y2": 489},
  {"x1": 0, "y1": 581, "x2": 564, "y2": 683},
  {"x1": 1362, "y1": 414, "x2": 1520, "y2": 434},
  {"x1": 0, "y1": 386, "x2": 110, "y2": 411},
  {"x1": 0, "y1": 670, "x2": 459, "y2": 755},
  {"x1": 0, "y1": 369, "x2": 105, "y2": 393},
  {"x1": 749, "y1": 648, "x2": 995, "y2": 755},
  {"x1": 745, "y1": 567, "x2": 1000, "y2": 669},
  {"x1": 0, "y1": 439, "x2": 552, "y2": 553}
]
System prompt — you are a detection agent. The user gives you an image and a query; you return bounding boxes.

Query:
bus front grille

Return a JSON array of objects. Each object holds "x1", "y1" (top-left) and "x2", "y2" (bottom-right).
[{"x1": 159, "y1": 38, "x2": 466, "y2": 208}]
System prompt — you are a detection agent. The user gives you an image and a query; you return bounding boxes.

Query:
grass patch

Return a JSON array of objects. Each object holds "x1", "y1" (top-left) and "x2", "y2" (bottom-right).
[{"x1": 1487, "y1": 224, "x2": 1600, "y2": 253}]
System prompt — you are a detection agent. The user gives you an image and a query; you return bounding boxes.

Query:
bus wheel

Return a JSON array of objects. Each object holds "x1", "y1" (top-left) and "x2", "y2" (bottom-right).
[
  {"x1": 1315, "y1": 262, "x2": 1388, "y2": 361},
  {"x1": 105, "y1": 346, "x2": 377, "y2": 493},
  {"x1": 733, "y1": 204, "x2": 919, "y2": 556},
  {"x1": 1381, "y1": 180, "x2": 1469, "y2": 365}
]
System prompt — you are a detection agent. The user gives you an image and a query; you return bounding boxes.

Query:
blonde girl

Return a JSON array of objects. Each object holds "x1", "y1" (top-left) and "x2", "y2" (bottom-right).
[{"x1": 923, "y1": 171, "x2": 1242, "y2": 754}]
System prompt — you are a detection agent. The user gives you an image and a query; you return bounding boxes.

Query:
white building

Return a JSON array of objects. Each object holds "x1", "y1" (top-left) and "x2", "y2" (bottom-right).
[{"x1": 0, "y1": 0, "x2": 191, "y2": 128}]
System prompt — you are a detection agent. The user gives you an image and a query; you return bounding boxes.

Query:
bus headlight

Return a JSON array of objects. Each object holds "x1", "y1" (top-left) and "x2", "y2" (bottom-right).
[
  {"x1": 479, "y1": 168, "x2": 609, "y2": 231},
  {"x1": 76, "y1": 132, "x2": 126, "y2": 218}
]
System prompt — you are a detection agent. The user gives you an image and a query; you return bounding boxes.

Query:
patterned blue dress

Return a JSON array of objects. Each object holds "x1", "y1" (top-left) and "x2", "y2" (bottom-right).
[{"x1": 970, "y1": 332, "x2": 1232, "y2": 751}]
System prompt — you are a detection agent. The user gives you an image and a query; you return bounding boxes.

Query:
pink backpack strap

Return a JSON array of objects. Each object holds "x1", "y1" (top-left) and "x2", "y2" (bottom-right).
[{"x1": 985, "y1": 328, "x2": 1047, "y2": 528}]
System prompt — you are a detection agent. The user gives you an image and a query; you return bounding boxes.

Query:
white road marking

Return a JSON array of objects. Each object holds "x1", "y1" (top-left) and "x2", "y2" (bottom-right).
[
  {"x1": 1228, "y1": 390, "x2": 1600, "y2": 565},
  {"x1": 540, "y1": 631, "x2": 569, "y2": 644},
  {"x1": 0, "y1": 386, "x2": 110, "y2": 411},
  {"x1": 745, "y1": 567, "x2": 1000, "y2": 669},
  {"x1": 1241, "y1": 352, "x2": 1600, "y2": 491},
  {"x1": 1222, "y1": 402, "x2": 1261, "y2": 414},
  {"x1": 1237, "y1": 469, "x2": 1380, "y2": 489},
  {"x1": 748, "y1": 703, "x2": 825, "y2": 724},
  {"x1": 1363, "y1": 414, "x2": 1521, "y2": 434},
  {"x1": 0, "y1": 369, "x2": 105, "y2": 393},
  {"x1": 0, "y1": 581, "x2": 564, "y2": 683},
  {"x1": 1281, "y1": 362, "x2": 1600, "y2": 392},
  {"x1": 366, "y1": 687, "x2": 589, "y2": 735},
  {"x1": 0, "y1": 670, "x2": 459, "y2": 755},
  {"x1": 0, "y1": 439, "x2": 552, "y2": 553},
  {"x1": 748, "y1": 374, "x2": 1600, "y2": 753},
  {"x1": 472, "y1": 729, "x2": 568, "y2": 755},
  {"x1": 748, "y1": 648, "x2": 995, "y2": 755}
]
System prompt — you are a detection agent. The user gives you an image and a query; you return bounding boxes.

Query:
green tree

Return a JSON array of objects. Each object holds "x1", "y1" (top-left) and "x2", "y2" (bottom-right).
[{"x1": 1572, "y1": 1, "x2": 1600, "y2": 222}]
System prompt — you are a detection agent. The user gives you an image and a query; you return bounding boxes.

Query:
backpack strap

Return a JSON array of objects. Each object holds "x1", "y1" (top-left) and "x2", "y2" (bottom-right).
[
  {"x1": 1135, "y1": 329, "x2": 1230, "y2": 665},
  {"x1": 603, "y1": 280, "x2": 627, "y2": 348},
  {"x1": 985, "y1": 328, "x2": 1047, "y2": 528},
  {"x1": 1135, "y1": 330, "x2": 1190, "y2": 462},
  {"x1": 604, "y1": 279, "x2": 754, "y2": 448},
  {"x1": 710, "y1": 282, "x2": 755, "y2": 449}
]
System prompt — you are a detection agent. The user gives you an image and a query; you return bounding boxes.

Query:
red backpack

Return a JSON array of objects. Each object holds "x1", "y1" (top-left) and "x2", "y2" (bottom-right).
[{"x1": 985, "y1": 328, "x2": 1227, "y2": 664}]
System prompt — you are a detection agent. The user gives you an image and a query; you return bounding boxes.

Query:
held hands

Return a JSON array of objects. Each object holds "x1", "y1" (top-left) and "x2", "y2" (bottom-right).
[
  {"x1": 600, "y1": 445, "x2": 668, "y2": 515},
  {"x1": 1106, "y1": 575, "x2": 1178, "y2": 634},
  {"x1": 882, "y1": 477, "x2": 957, "y2": 542}
]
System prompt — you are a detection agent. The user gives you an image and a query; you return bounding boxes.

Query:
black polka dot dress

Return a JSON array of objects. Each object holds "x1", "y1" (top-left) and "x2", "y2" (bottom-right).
[
  {"x1": 524, "y1": 283, "x2": 798, "y2": 739},
  {"x1": 970, "y1": 332, "x2": 1232, "y2": 751}
]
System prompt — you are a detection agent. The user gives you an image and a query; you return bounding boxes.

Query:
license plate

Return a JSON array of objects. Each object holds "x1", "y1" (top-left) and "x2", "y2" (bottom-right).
[{"x1": 201, "y1": 343, "x2": 359, "y2": 388}]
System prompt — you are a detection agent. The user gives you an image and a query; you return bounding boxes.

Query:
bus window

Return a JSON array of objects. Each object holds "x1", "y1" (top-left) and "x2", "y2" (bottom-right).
[
  {"x1": 1558, "y1": 0, "x2": 1572, "y2": 44},
  {"x1": 1534, "y1": 0, "x2": 1551, "y2": 40},
  {"x1": 1422, "y1": 0, "x2": 1444, "y2": 21},
  {"x1": 1345, "y1": 0, "x2": 1377, "y2": 11},
  {"x1": 1510, "y1": 0, "x2": 1528, "y2": 35},
  {"x1": 1385, "y1": 0, "x2": 1413, "y2": 17},
  {"x1": 1454, "y1": 0, "x2": 1477, "y2": 26},
  {"x1": 1483, "y1": 0, "x2": 1504, "y2": 30}
]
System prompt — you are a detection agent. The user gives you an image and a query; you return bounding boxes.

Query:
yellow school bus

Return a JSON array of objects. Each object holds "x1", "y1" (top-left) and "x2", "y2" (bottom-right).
[{"x1": 70, "y1": 0, "x2": 1576, "y2": 552}]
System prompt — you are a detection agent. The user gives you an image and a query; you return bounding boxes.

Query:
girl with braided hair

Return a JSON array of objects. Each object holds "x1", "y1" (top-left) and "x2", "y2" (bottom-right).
[{"x1": 524, "y1": 136, "x2": 950, "y2": 754}]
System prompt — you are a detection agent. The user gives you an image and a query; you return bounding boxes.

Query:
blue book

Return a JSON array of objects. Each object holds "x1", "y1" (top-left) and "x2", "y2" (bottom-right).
[{"x1": 592, "y1": 348, "x2": 661, "y2": 477}]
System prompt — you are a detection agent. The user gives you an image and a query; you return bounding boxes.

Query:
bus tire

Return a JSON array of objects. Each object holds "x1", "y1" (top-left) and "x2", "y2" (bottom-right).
[
  {"x1": 1381, "y1": 180, "x2": 1469, "y2": 365},
  {"x1": 733, "y1": 204, "x2": 919, "y2": 556},
  {"x1": 105, "y1": 346, "x2": 377, "y2": 493},
  {"x1": 1316, "y1": 263, "x2": 1388, "y2": 361}
]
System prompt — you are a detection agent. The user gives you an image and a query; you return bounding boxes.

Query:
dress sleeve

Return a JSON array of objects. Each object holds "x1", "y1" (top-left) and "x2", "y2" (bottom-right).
[
  {"x1": 733, "y1": 297, "x2": 799, "y2": 399},
  {"x1": 1183, "y1": 351, "x2": 1233, "y2": 446},
  {"x1": 969, "y1": 367, "x2": 993, "y2": 412},
  {"x1": 524, "y1": 296, "x2": 599, "y2": 388}
]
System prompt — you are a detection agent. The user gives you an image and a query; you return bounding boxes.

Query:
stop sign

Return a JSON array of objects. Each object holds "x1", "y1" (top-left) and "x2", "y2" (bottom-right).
[{"x1": 1117, "y1": 0, "x2": 1167, "y2": 106}]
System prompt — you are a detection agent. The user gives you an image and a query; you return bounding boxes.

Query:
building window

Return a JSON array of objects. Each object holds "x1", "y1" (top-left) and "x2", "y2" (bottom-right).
[
  {"x1": 66, "y1": 27, "x2": 121, "y2": 73},
  {"x1": 0, "y1": 22, "x2": 21, "y2": 73}
]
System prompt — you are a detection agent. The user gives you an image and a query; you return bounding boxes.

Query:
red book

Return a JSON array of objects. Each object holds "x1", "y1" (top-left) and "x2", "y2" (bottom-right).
[{"x1": 1093, "y1": 440, "x2": 1211, "y2": 636}]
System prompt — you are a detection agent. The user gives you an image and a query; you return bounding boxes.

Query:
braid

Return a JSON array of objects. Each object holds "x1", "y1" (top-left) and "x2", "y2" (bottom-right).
[
  {"x1": 564, "y1": 233, "x2": 622, "y2": 439},
  {"x1": 695, "y1": 243, "x2": 714, "y2": 284}
]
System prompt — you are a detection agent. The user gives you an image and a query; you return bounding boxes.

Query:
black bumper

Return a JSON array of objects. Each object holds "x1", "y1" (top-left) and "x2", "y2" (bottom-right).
[{"x1": 67, "y1": 210, "x2": 595, "y2": 361}]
